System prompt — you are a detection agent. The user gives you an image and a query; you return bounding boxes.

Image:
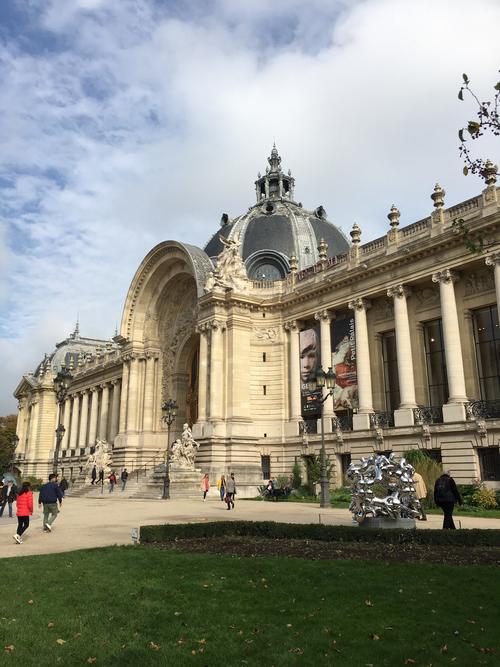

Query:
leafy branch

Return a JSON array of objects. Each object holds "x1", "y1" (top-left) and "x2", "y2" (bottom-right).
[
  {"x1": 458, "y1": 72, "x2": 500, "y2": 177},
  {"x1": 451, "y1": 218, "x2": 484, "y2": 255}
]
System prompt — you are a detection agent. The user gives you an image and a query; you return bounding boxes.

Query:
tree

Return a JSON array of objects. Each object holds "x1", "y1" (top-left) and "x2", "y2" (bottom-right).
[
  {"x1": 458, "y1": 71, "x2": 500, "y2": 179},
  {"x1": 0, "y1": 414, "x2": 18, "y2": 474}
]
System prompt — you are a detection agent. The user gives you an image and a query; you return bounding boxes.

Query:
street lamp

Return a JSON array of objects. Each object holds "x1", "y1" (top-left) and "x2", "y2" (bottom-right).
[
  {"x1": 10, "y1": 435, "x2": 19, "y2": 473},
  {"x1": 161, "y1": 399, "x2": 178, "y2": 500},
  {"x1": 306, "y1": 366, "x2": 336, "y2": 508},
  {"x1": 53, "y1": 366, "x2": 73, "y2": 474}
]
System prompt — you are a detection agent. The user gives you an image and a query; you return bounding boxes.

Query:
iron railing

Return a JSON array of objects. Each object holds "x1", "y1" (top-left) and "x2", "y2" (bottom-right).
[
  {"x1": 465, "y1": 399, "x2": 500, "y2": 420},
  {"x1": 413, "y1": 405, "x2": 443, "y2": 425},
  {"x1": 332, "y1": 411, "x2": 354, "y2": 431},
  {"x1": 370, "y1": 411, "x2": 395, "y2": 428}
]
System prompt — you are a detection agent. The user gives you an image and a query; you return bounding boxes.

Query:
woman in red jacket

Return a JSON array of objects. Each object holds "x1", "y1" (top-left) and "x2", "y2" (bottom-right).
[{"x1": 13, "y1": 481, "x2": 33, "y2": 544}]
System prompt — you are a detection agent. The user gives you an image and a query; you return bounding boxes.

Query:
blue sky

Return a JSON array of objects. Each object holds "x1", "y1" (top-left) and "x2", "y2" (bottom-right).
[{"x1": 0, "y1": 0, "x2": 499, "y2": 413}]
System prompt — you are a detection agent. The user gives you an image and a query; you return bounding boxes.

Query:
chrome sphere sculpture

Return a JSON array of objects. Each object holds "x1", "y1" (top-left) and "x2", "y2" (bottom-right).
[{"x1": 347, "y1": 453, "x2": 423, "y2": 523}]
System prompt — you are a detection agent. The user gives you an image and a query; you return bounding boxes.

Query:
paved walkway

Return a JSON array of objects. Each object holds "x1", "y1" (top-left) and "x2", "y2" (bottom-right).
[{"x1": 1, "y1": 497, "x2": 499, "y2": 559}]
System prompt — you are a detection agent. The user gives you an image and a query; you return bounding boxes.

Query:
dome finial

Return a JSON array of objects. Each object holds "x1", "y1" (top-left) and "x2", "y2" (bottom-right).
[{"x1": 268, "y1": 143, "x2": 281, "y2": 173}]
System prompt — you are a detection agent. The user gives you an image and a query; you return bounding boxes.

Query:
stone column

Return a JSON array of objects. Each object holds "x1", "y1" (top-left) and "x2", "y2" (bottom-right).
[
  {"x1": 209, "y1": 320, "x2": 225, "y2": 420},
  {"x1": 143, "y1": 354, "x2": 156, "y2": 431},
  {"x1": 314, "y1": 309, "x2": 334, "y2": 420},
  {"x1": 485, "y1": 252, "x2": 500, "y2": 315},
  {"x1": 88, "y1": 388, "x2": 99, "y2": 446},
  {"x1": 78, "y1": 390, "x2": 90, "y2": 450},
  {"x1": 118, "y1": 360, "x2": 130, "y2": 433},
  {"x1": 348, "y1": 298, "x2": 373, "y2": 429},
  {"x1": 284, "y1": 320, "x2": 301, "y2": 421},
  {"x1": 126, "y1": 355, "x2": 139, "y2": 432},
  {"x1": 68, "y1": 394, "x2": 80, "y2": 449},
  {"x1": 98, "y1": 383, "x2": 110, "y2": 440},
  {"x1": 26, "y1": 400, "x2": 39, "y2": 460},
  {"x1": 109, "y1": 380, "x2": 121, "y2": 443},
  {"x1": 387, "y1": 284, "x2": 417, "y2": 426},
  {"x1": 432, "y1": 269, "x2": 468, "y2": 421},
  {"x1": 61, "y1": 397, "x2": 71, "y2": 450},
  {"x1": 197, "y1": 324, "x2": 209, "y2": 422}
]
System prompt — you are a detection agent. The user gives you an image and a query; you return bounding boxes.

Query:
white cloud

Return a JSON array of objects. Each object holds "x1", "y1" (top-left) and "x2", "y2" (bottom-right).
[{"x1": 0, "y1": 0, "x2": 499, "y2": 413}]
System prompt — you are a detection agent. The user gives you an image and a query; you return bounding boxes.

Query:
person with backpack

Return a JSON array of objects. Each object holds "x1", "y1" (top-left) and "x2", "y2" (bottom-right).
[
  {"x1": 108, "y1": 471, "x2": 117, "y2": 493},
  {"x1": 13, "y1": 481, "x2": 33, "y2": 544},
  {"x1": 120, "y1": 469, "x2": 129, "y2": 492},
  {"x1": 434, "y1": 470, "x2": 462, "y2": 529}
]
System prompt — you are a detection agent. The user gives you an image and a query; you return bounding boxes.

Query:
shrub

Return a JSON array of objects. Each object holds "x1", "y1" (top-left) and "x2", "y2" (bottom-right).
[
  {"x1": 20, "y1": 475, "x2": 43, "y2": 490},
  {"x1": 471, "y1": 484, "x2": 497, "y2": 509},
  {"x1": 330, "y1": 487, "x2": 351, "y2": 503},
  {"x1": 291, "y1": 462, "x2": 302, "y2": 489},
  {"x1": 140, "y1": 520, "x2": 500, "y2": 547},
  {"x1": 403, "y1": 449, "x2": 442, "y2": 508}
]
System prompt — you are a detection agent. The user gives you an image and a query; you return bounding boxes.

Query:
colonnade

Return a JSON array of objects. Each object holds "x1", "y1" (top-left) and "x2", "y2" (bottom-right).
[
  {"x1": 284, "y1": 258, "x2": 500, "y2": 429},
  {"x1": 61, "y1": 379, "x2": 121, "y2": 451},
  {"x1": 118, "y1": 351, "x2": 160, "y2": 434},
  {"x1": 197, "y1": 320, "x2": 226, "y2": 422}
]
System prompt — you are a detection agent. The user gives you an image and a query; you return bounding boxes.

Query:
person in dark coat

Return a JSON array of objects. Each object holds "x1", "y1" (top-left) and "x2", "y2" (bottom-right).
[
  {"x1": 434, "y1": 470, "x2": 462, "y2": 529},
  {"x1": 59, "y1": 478, "x2": 69, "y2": 497},
  {"x1": 91, "y1": 466, "x2": 97, "y2": 485},
  {"x1": 0, "y1": 480, "x2": 18, "y2": 518}
]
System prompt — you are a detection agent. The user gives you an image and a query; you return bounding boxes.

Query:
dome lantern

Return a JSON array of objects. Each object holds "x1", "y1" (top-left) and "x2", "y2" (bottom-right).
[{"x1": 254, "y1": 144, "x2": 295, "y2": 203}]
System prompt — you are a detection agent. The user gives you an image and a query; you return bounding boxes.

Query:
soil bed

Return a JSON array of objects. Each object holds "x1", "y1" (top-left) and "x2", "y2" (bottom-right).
[{"x1": 146, "y1": 536, "x2": 500, "y2": 566}]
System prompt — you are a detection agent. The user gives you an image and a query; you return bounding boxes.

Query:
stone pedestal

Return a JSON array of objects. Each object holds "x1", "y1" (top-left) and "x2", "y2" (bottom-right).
[
  {"x1": 150, "y1": 465, "x2": 202, "y2": 499},
  {"x1": 359, "y1": 516, "x2": 416, "y2": 530},
  {"x1": 394, "y1": 408, "x2": 415, "y2": 427},
  {"x1": 442, "y1": 403, "x2": 466, "y2": 423}
]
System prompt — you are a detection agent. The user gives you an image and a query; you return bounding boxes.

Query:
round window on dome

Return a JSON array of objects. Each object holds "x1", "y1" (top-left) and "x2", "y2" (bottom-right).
[{"x1": 246, "y1": 250, "x2": 289, "y2": 282}]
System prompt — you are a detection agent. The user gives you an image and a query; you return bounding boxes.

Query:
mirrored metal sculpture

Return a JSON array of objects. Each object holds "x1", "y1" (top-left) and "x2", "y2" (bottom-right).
[{"x1": 347, "y1": 453, "x2": 423, "y2": 523}]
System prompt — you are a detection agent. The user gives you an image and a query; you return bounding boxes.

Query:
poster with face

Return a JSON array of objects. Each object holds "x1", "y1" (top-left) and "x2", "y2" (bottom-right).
[
  {"x1": 300, "y1": 324, "x2": 322, "y2": 417},
  {"x1": 330, "y1": 315, "x2": 358, "y2": 410}
]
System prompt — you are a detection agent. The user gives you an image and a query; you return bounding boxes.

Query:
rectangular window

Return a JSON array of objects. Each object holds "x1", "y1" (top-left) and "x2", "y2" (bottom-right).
[
  {"x1": 423, "y1": 319, "x2": 449, "y2": 406},
  {"x1": 478, "y1": 447, "x2": 500, "y2": 481},
  {"x1": 473, "y1": 305, "x2": 500, "y2": 400},
  {"x1": 381, "y1": 330, "x2": 400, "y2": 411},
  {"x1": 263, "y1": 352, "x2": 267, "y2": 362},
  {"x1": 263, "y1": 385, "x2": 267, "y2": 395},
  {"x1": 425, "y1": 449, "x2": 442, "y2": 464},
  {"x1": 261, "y1": 455, "x2": 271, "y2": 479}
]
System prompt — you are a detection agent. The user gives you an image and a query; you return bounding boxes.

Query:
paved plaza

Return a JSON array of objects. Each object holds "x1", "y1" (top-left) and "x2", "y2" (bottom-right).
[{"x1": 1, "y1": 496, "x2": 500, "y2": 559}]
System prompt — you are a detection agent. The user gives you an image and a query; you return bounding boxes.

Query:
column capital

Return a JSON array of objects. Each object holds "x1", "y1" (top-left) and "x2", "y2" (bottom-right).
[
  {"x1": 485, "y1": 251, "x2": 500, "y2": 268},
  {"x1": 110, "y1": 378, "x2": 121, "y2": 386},
  {"x1": 209, "y1": 319, "x2": 226, "y2": 331},
  {"x1": 89, "y1": 386, "x2": 98, "y2": 394},
  {"x1": 348, "y1": 297, "x2": 371, "y2": 312},
  {"x1": 195, "y1": 322, "x2": 211, "y2": 334},
  {"x1": 314, "y1": 309, "x2": 332, "y2": 323},
  {"x1": 432, "y1": 269, "x2": 459, "y2": 285},
  {"x1": 284, "y1": 319, "x2": 299, "y2": 332},
  {"x1": 99, "y1": 383, "x2": 109, "y2": 390},
  {"x1": 387, "y1": 284, "x2": 411, "y2": 299}
]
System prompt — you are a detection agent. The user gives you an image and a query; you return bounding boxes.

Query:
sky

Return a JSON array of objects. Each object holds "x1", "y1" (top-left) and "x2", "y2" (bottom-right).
[{"x1": 0, "y1": 0, "x2": 499, "y2": 415}]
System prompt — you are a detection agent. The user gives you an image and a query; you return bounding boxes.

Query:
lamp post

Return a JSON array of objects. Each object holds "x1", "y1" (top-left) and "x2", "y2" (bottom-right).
[
  {"x1": 306, "y1": 366, "x2": 336, "y2": 508},
  {"x1": 161, "y1": 399, "x2": 178, "y2": 500},
  {"x1": 10, "y1": 435, "x2": 19, "y2": 474},
  {"x1": 53, "y1": 366, "x2": 73, "y2": 474}
]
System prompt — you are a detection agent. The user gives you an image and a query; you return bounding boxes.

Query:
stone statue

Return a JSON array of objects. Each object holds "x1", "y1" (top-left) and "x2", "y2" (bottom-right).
[
  {"x1": 213, "y1": 235, "x2": 248, "y2": 292},
  {"x1": 169, "y1": 423, "x2": 199, "y2": 469},
  {"x1": 347, "y1": 453, "x2": 422, "y2": 523},
  {"x1": 84, "y1": 439, "x2": 112, "y2": 482}
]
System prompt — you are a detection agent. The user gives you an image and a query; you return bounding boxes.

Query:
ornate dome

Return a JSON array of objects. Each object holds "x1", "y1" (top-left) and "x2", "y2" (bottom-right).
[{"x1": 204, "y1": 145, "x2": 350, "y2": 281}]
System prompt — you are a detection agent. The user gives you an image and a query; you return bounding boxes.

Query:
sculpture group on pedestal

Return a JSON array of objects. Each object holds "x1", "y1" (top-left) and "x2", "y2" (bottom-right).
[
  {"x1": 84, "y1": 439, "x2": 112, "y2": 482},
  {"x1": 169, "y1": 423, "x2": 200, "y2": 470},
  {"x1": 347, "y1": 453, "x2": 422, "y2": 523}
]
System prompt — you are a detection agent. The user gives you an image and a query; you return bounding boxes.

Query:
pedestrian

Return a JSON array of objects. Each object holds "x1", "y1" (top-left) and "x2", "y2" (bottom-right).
[
  {"x1": 38, "y1": 473, "x2": 63, "y2": 532},
  {"x1": 120, "y1": 469, "x2": 129, "y2": 492},
  {"x1": 91, "y1": 466, "x2": 97, "y2": 485},
  {"x1": 108, "y1": 471, "x2": 117, "y2": 493},
  {"x1": 97, "y1": 469, "x2": 104, "y2": 487},
  {"x1": 202, "y1": 473, "x2": 210, "y2": 501},
  {"x1": 13, "y1": 481, "x2": 33, "y2": 544},
  {"x1": 59, "y1": 477, "x2": 69, "y2": 498},
  {"x1": 217, "y1": 474, "x2": 226, "y2": 502},
  {"x1": 412, "y1": 471, "x2": 427, "y2": 520},
  {"x1": 225, "y1": 473, "x2": 236, "y2": 510},
  {"x1": 0, "y1": 479, "x2": 18, "y2": 518},
  {"x1": 434, "y1": 470, "x2": 462, "y2": 529}
]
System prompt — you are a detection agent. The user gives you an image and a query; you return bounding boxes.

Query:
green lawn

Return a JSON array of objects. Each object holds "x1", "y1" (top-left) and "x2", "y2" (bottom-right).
[{"x1": 1, "y1": 546, "x2": 498, "y2": 666}]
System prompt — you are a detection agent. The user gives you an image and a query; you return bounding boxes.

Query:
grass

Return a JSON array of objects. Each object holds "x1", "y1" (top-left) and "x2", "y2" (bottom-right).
[{"x1": 1, "y1": 546, "x2": 499, "y2": 666}]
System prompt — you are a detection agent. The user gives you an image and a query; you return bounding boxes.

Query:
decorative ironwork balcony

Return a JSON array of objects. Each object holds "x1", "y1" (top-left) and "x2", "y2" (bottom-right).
[
  {"x1": 413, "y1": 405, "x2": 444, "y2": 425},
  {"x1": 370, "y1": 411, "x2": 395, "y2": 429},
  {"x1": 333, "y1": 410, "x2": 353, "y2": 431},
  {"x1": 465, "y1": 400, "x2": 500, "y2": 420}
]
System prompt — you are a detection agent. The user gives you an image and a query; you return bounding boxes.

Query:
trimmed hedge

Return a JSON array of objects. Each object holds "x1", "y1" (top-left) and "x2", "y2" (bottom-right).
[{"x1": 140, "y1": 520, "x2": 500, "y2": 547}]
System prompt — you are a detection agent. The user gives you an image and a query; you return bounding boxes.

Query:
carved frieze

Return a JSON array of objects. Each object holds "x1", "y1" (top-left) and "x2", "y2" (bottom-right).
[
  {"x1": 464, "y1": 269, "x2": 495, "y2": 296},
  {"x1": 413, "y1": 285, "x2": 440, "y2": 311},
  {"x1": 253, "y1": 327, "x2": 278, "y2": 341},
  {"x1": 372, "y1": 297, "x2": 394, "y2": 322}
]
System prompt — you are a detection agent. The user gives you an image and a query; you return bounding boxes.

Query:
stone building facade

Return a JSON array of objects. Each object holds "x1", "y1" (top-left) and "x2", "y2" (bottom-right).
[{"x1": 13, "y1": 148, "x2": 500, "y2": 492}]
